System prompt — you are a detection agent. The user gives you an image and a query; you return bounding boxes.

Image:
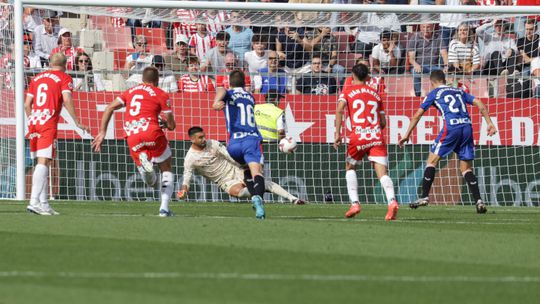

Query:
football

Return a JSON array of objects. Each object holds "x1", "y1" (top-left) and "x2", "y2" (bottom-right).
[{"x1": 279, "y1": 137, "x2": 297, "y2": 154}]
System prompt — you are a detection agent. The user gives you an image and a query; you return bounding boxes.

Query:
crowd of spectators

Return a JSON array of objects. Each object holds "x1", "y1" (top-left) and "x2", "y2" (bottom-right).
[{"x1": 2, "y1": 0, "x2": 539, "y2": 97}]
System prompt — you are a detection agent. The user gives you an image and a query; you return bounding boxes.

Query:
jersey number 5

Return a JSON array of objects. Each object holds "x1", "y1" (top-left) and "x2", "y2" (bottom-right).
[
  {"x1": 129, "y1": 94, "x2": 143, "y2": 116},
  {"x1": 352, "y1": 99, "x2": 378, "y2": 125}
]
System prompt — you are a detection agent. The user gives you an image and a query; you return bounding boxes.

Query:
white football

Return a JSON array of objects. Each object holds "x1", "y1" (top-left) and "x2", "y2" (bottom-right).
[{"x1": 279, "y1": 137, "x2": 297, "y2": 154}]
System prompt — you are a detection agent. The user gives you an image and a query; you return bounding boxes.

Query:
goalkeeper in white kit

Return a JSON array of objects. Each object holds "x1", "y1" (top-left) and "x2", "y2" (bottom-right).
[{"x1": 177, "y1": 126, "x2": 306, "y2": 204}]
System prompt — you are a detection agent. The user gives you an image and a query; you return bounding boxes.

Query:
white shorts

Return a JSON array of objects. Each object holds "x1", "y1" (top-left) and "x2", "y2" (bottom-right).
[
  {"x1": 31, "y1": 143, "x2": 54, "y2": 160},
  {"x1": 151, "y1": 146, "x2": 172, "y2": 164}
]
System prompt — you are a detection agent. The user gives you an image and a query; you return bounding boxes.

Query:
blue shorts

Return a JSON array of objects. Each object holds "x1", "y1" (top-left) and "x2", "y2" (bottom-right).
[
  {"x1": 227, "y1": 137, "x2": 264, "y2": 165},
  {"x1": 430, "y1": 125, "x2": 475, "y2": 160}
]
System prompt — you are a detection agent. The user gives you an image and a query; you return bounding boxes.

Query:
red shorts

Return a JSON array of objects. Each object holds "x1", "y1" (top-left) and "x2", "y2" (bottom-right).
[
  {"x1": 27, "y1": 127, "x2": 57, "y2": 159},
  {"x1": 127, "y1": 132, "x2": 171, "y2": 167},
  {"x1": 346, "y1": 137, "x2": 388, "y2": 166}
]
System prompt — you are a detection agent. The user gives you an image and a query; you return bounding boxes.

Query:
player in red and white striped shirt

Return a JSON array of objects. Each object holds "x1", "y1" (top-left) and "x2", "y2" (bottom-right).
[
  {"x1": 342, "y1": 58, "x2": 387, "y2": 99},
  {"x1": 189, "y1": 23, "x2": 216, "y2": 61},
  {"x1": 178, "y1": 57, "x2": 216, "y2": 93},
  {"x1": 203, "y1": 10, "x2": 229, "y2": 36}
]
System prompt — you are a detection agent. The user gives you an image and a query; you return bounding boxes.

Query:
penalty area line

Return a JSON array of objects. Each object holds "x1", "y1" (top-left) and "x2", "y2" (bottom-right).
[{"x1": 0, "y1": 271, "x2": 538, "y2": 283}]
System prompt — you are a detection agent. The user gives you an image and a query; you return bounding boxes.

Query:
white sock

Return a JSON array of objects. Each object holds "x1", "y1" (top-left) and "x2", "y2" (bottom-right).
[
  {"x1": 380, "y1": 175, "x2": 396, "y2": 204},
  {"x1": 160, "y1": 171, "x2": 174, "y2": 211},
  {"x1": 30, "y1": 164, "x2": 48, "y2": 205},
  {"x1": 138, "y1": 166, "x2": 157, "y2": 188},
  {"x1": 265, "y1": 181, "x2": 297, "y2": 202},
  {"x1": 238, "y1": 187, "x2": 251, "y2": 198},
  {"x1": 346, "y1": 170, "x2": 359, "y2": 203},
  {"x1": 39, "y1": 174, "x2": 49, "y2": 204}
]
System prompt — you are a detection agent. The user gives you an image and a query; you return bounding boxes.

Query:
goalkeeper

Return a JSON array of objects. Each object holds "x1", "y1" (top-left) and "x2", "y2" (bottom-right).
[{"x1": 177, "y1": 126, "x2": 306, "y2": 204}]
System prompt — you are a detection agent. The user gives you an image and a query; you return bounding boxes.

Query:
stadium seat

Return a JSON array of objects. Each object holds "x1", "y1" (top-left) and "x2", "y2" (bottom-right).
[
  {"x1": 338, "y1": 52, "x2": 362, "y2": 71},
  {"x1": 89, "y1": 15, "x2": 111, "y2": 30},
  {"x1": 113, "y1": 49, "x2": 132, "y2": 70},
  {"x1": 333, "y1": 32, "x2": 352, "y2": 52},
  {"x1": 103, "y1": 27, "x2": 133, "y2": 50},
  {"x1": 386, "y1": 76, "x2": 415, "y2": 96},
  {"x1": 135, "y1": 27, "x2": 167, "y2": 49}
]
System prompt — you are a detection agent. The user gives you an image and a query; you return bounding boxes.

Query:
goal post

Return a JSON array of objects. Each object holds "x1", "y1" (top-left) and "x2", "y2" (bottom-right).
[{"x1": 7, "y1": 0, "x2": 540, "y2": 205}]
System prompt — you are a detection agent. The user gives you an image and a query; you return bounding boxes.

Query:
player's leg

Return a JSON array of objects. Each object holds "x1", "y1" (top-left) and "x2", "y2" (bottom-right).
[
  {"x1": 344, "y1": 143, "x2": 362, "y2": 218},
  {"x1": 457, "y1": 126, "x2": 486, "y2": 214},
  {"x1": 410, "y1": 152, "x2": 441, "y2": 209},
  {"x1": 247, "y1": 162, "x2": 266, "y2": 219},
  {"x1": 242, "y1": 138, "x2": 266, "y2": 219},
  {"x1": 156, "y1": 156, "x2": 174, "y2": 217},
  {"x1": 371, "y1": 156, "x2": 399, "y2": 221},
  {"x1": 128, "y1": 135, "x2": 158, "y2": 188},
  {"x1": 27, "y1": 134, "x2": 58, "y2": 215},
  {"x1": 345, "y1": 161, "x2": 361, "y2": 213},
  {"x1": 264, "y1": 181, "x2": 304, "y2": 204}
]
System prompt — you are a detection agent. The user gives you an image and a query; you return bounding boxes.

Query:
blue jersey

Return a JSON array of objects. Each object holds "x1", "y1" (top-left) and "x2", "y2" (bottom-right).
[
  {"x1": 420, "y1": 86, "x2": 475, "y2": 129},
  {"x1": 422, "y1": 86, "x2": 476, "y2": 160},
  {"x1": 223, "y1": 87, "x2": 262, "y2": 141}
]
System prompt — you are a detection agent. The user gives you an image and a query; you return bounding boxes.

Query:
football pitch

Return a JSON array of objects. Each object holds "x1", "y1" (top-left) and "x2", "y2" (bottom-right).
[{"x1": 0, "y1": 201, "x2": 539, "y2": 304}]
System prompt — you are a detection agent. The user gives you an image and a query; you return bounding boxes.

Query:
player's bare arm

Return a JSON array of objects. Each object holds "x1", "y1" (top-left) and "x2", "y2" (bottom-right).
[
  {"x1": 213, "y1": 87, "x2": 227, "y2": 111},
  {"x1": 63, "y1": 92, "x2": 89, "y2": 133},
  {"x1": 398, "y1": 108, "x2": 426, "y2": 147},
  {"x1": 91, "y1": 98, "x2": 124, "y2": 152},
  {"x1": 380, "y1": 112, "x2": 387, "y2": 130},
  {"x1": 164, "y1": 112, "x2": 176, "y2": 131},
  {"x1": 24, "y1": 95, "x2": 33, "y2": 117},
  {"x1": 472, "y1": 99, "x2": 497, "y2": 136},
  {"x1": 333, "y1": 100, "x2": 347, "y2": 150}
]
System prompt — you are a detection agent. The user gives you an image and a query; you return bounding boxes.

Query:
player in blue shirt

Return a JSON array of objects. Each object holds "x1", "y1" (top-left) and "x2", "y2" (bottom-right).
[
  {"x1": 213, "y1": 70, "x2": 266, "y2": 219},
  {"x1": 398, "y1": 70, "x2": 497, "y2": 213}
]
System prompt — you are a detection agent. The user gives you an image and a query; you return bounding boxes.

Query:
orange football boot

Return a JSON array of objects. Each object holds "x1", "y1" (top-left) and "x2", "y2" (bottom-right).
[
  {"x1": 345, "y1": 203, "x2": 361, "y2": 218},
  {"x1": 385, "y1": 200, "x2": 399, "y2": 221}
]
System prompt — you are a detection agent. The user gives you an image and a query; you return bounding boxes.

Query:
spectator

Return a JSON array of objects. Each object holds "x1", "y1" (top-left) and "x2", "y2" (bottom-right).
[
  {"x1": 169, "y1": 8, "x2": 199, "y2": 49},
  {"x1": 276, "y1": 26, "x2": 309, "y2": 72},
  {"x1": 50, "y1": 28, "x2": 85, "y2": 70},
  {"x1": 153, "y1": 55, "x2": 178, "y2": 93},
  {"x1": 32, "y1": 10, "x2": 61, "y2": 65},
  {"x1": 254, "y1": 50, "x2": 290, "y2": 94},
  {"x1": 225, "y1": 11, "x2": 254, "y2": 61},
  {"x1": 437, "y1": 0, "x2": 465, "y2": 48},
  {"x1": 297, "y1": 55, "x2": 338, "y2": 95},
  {"x1": 164, "y1": 34, "x2": 190, "y2": 77},
  {"x1": 23, "y1": 31, "x2": 41, "y2": 69},
  {"x1": 203, "y1": 9, "x2": 228, "y2": 37},
  {"x1": 371, "y1": 30, "x2": 401, "y2": 75},
  {"x1": 23, "y1": 8, "x2": 42, "y2": 32},
  {"x1": 124, "y1": 35, "x2": 154, "y2": 72},
  {"x1": 216, "y1": 53, "x2": 252, "y2": 91},
  {"x1": 250, "y1": 10, "x2": 280, "y2": 51},
  {"x1": 125, "y1": 9, "x2": 162, "y2": 44},
  {"x1": 244, "y1": 34, "x2": 269, "y2": 74},
  {"x1": 517, "y1": 18, "x2": 539, "y2": 76},
  {"x1": 407, "y1": 23, "x2": 446, "y2": 97},
  {"x1": 305, "y1": 27, "x2": 345, "y2": 75},
  {"x1": 447, "y1": 23, "x2": 481, "y2": 75},
  {"x1": 201, "y1": 31, "x2": 230, "y2": 73},
  {"x1": 73, "y1": 52, "x2": 105, "y2": 92},
  {"x1": 178, "y1": 56, "x2": 216, "y2": 93},
  {"x1": 476, "y1": 19, "x2": 519, "y2": 76},
  {"x1": 189, "y1": 22, "x2": 216, "y2": 61},
  {"x1": 531, "y1": 57, "x2": 540, "y2": 97},
  {"x1": 345, "y1": 0, "x2": 401, "y2": 58},
  {"x1": 342, "y1": 58, "x2": 387, "y2": 98}
]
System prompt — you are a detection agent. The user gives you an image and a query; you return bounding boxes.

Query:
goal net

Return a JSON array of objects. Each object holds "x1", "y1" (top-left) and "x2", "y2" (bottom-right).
[{"x1": 2, "y1": 1, "x2": 540, "y2": 206}]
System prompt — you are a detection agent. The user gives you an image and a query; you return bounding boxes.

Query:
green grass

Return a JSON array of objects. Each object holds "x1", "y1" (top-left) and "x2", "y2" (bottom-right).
[{"x1": 0, "y1": 201, "x2": 539, "y2": 304}]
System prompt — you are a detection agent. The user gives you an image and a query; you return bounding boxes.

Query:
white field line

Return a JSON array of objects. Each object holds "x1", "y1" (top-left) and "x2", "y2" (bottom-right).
[
  {"x1": 0, "y1": 271, "x2": 538, "y2": 283},
  {"x1": 75, "y1": 212, "x2": 539, "y2": 225}
]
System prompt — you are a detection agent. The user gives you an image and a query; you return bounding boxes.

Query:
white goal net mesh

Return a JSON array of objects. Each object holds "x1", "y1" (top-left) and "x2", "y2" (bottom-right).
[{"x1": 1, "y1": 1, "x2": 540, "y2": 206}]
